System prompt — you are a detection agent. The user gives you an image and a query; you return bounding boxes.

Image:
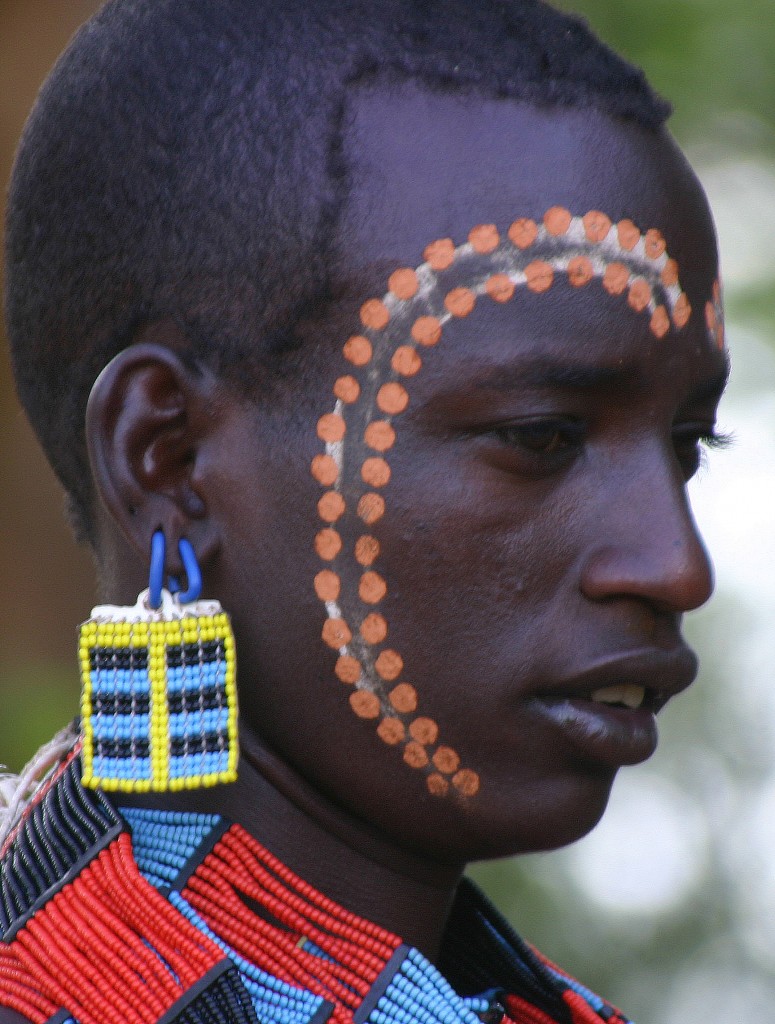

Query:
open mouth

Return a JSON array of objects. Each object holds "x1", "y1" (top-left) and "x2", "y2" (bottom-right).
[{"x1": 589, "y1": 683, "x2": 647, "y2": 710}]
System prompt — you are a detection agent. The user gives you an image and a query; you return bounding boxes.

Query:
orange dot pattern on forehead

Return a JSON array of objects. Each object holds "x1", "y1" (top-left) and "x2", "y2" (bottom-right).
[
  {"x1": 392, "y1": 346, "x2": 422, "y2": 377},
  {"x1": 311, "y1": 454, "x2": 339, "y2": 487},
  {"x1": 377, "y1": 717, "x2": 406, "y2": 745},
  {"x1": 389, "y1": 683, "x2": 418, "y2": 714},
  {"x1": 388, "y1": 268, "x2": 419, "y2": 301},
  {"x1": 313, "y1": 209, "x2": 695, "y2": 804},
  {"x1": 706, "y1": 277, "x2": 725, "y2": 350},
  {"x1": 673, "y1": 293, "x2": 692, "y2": 329},
  {"x1": 358, "y1": 493, "x2": 386, "y2": 524},
  {"x1": 375, "y1": 649, "x2": 403, "y2": 681},
  {"x1": 628, "y1": 278, "x2": 652, "y2": 313},
  {"x1": 333, "y1": 375, "x2": 361, "y2": 403},
  {"x1": 361, "y1": 457, "x2": 391, "y2": 488},
  {"x1": 314, "y1": 570, "x2": 341, "y2": 602},
  {"x1": 423, "y1": 238, "x2": 456, "y2": 271},
  {"x1": 359, "y1": 571, "x2": 387, "y2": 605},
  {"x1": 508, "y1": 218, "x2": 538, "y2": 249},
  {"x1": 469, "y1": 224, "x2": 500, "y2": 254},
  {"x1": 317, "y1": 491, "x2": 346, "y2": 523},
  {"x1": 355, "y1": 535, "x2": 381, "y2": 567},
  {"x1": 486, "y1": 274, "x2": 516, "y2": 303},
  {"x1": 444, "y1": 287, "x2": 476, "y2": 318},
  {"x1": 364, "y1": 421, "x2": 396, "y2": 452},
  {"x1": 343, "y1": 335, "x2": 373, "y2": 366},
  {"x1": 543, "y1": 206, "x2": 572, "y2": 236},
  {"x1": 360, "y1": 299, "x2": 390, "y2": 331},
  {"x1": 322, "y1": 618, "x2": 352, "y2": 650},
  {"x1": 360, "y1": 613, "x2": 388, "y2": 645},
  {"x1": 603, "y1": 263, "x2": 629, "y2": 296},
  {"x1": 377, "y1": 382, "x2": 409, "y2": 415},
  {"x1": 583, "y1": 210, "x2": 612, "y2": 242},
  {"x1": 317, "y1": 413, "x2": 346, "y2": 443},
  {"x1": 650, "y1": 306, "x2": 670, "y2": 339},
  {"x1": 350, "y1": 690, "x2": 381, "y2": 719},
  {"x1": 567, "y1": 256, "x2": 594, "y2": 288},
  {"x1": 525, "y1": 260, "x2": 554, "y2": 293},
  {"x1": 315, "y1": 528, "x2": 342, "y2": 561},
  {"x1": 335, "y1": 655, "x2": 361, "y2": 685},
  {"x1": 411, "y1": 316, "x2": 442, "y2": 347}
]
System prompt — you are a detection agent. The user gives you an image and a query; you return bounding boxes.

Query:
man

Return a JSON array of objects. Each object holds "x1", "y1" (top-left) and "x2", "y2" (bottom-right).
[{"x1": 0, "y1": 1, "x2": 728, "y2": 1022}]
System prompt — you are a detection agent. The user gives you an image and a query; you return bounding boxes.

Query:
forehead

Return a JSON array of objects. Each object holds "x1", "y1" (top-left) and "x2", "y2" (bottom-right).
[{"x1": 338, "y1": 84, "x2": 719, "y2": 310}]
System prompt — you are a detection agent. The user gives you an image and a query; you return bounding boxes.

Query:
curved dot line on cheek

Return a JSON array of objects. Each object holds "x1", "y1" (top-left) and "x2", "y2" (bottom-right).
[{"x1": 310, "y1": 208, "x2": 704, "y2": 801}]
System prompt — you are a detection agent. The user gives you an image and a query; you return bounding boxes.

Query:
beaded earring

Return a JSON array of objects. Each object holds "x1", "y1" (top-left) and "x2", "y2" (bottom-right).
[{"x1": 79, "y1": 531, "x2": 238, "y2": 793}]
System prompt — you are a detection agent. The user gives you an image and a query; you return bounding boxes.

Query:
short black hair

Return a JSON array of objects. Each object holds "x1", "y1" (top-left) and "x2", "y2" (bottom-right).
[{"x1": 5, "y1": 0, "x2": 670, "y2": 541}]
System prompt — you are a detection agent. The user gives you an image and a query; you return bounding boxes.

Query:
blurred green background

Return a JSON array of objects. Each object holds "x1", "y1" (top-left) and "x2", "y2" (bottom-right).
[{"x1": 1, "y1": 2, "x2": 774, "y2": 1021}]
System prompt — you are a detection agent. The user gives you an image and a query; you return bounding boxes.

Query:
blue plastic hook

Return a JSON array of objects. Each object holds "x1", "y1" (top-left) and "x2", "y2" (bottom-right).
[{"x1": 148, "y1": 530, "x2": 202, "y2": 607}]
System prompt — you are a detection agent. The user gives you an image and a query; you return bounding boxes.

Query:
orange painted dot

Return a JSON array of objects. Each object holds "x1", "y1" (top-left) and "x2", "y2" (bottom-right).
[
  {"x1": 360, "y1": 613, "x2": 388, "y2": 644},
  {"x1": 705, "y1": 301, "x2": 717, "y2": 331},
  {"x1": 315, "y1": 528, "x2": 342, "y2": 561},
  {"x1": 602, "y1": 262, "x2": 629, "y2": 296},
  {"x1": 314, "y1": 570, "x2": 340, "y2": 602},
  {"x1": 335, "y1": 655, "x2": 361, "y2": 684},
  {"x1": 567, "y1": 256, "x2": 594, "y2": 287},
  {"x1": 343, "y1": 335, "x2": 372, "y2": 366},
  {"x1": 411, "y1": 316, "x2": 442, "y2": 346},
  {"x1": 644, "y1": 229, "x2": 666, "y2": 259},
  {"x1": 713, "y1": 279, "x2": 722, "y2": 303},
  {"x1": 650, "y1": 305, "x2": 670, "y2": 339},
  {"x1": 423, "y1": 238, "x2": 456, "y2": 271},
  {"x1": 453, "y1": 769, "x2": 481, "y2": 797},
  {"x1": 377, "y1": 717, "x2": 406, "y2": 745},
  {"x1": 317, "y1": 413, "x2": 346, "y2": 443},
  {"x1": 508, "y1": 218, "x2": 538, "y2": 249},
  {"x1": 409, "y1": 717, "x2": 438, "y2": 744},
  {"x1": 388, "y1": 267, "x2": 419, "y2": 300},
  {"x1": 673, "y1": 293, "x2": 692, "y2": 329},
  {"x1": 375, "y1": 649, "x2": 403, "y2": 681},
  {"x1": 359, "y1": 571, "x2": 387, "y2": 604},
  {"x1": 333, "y1": 375, "x2": 360, "y2": 403},
  {"x1": 377, "y1": 382, "x2": 409, "y2": 415},
  {"x1": 364, "y1": 421, "x2": 396, "y2": 452},
  {"x1": 525, "y1": 260, "x2": 554, "y2": 293},
  {"x1": 661, "y1": 258, "x2": 679, "y2": 287},
  {"x1": 486, "y1": 274, "x2": 515, "y2": 303},
  {"x1": 583, "y1": 210, "x2": 612, "y2": 242},
  {"x1": 628, "y1": 278, "x2": 652, "y2": 313},
  {"x1": 317, "y1": 491, "x2": 346, "y2": 523},
  {"x1": 444, "y1": 287, "x2": 476, "y2": 318},
  {"x1": 311, "y1": 454, "x2": 339, "y2": 487},
  {"x1": 355, "y1": 535, "x2": 381, "y2": 566},
  {"x1": 469, "y1": 224, "x2": 499, "y2": 253},
  {"x1": 358, "y1": 493, "x2": 386, "y2": 524},
  {"x1": 389, "y1": 683, "x2": 418, "y2": 713},
  {"x1": 715, "y1": 323, "x2": 725, "y2": 350},
  {"x1": 350, "y1": 690, "x2": 381, "y2": 719},
  {"x1": 392, "y1": 345, "x2": 422, "y2": 376},
  {"x1": 427, "y1": 774, "x2": 449, "y2": 797},
  {"x1": 617, "y1": 219, "x2": 640, "y2": 251},
  {"x1": 361, "y1": 457, "x2": 391, "y2": 488},
  {"x1": 322, "y1": 617, "x2": 352, "y2": 650},
  {"x1": 403, "y1": 742, "x2": 429, "y2": 769},
  {"x1": 360, "y1": 298, "x2": 390, "y2": 331},
  {"x1": 433, "y1": 746, "x2": 461, "y2": 774},
  {"x1": 544, "y1": 206, "x2": 572, "y2": 236}
]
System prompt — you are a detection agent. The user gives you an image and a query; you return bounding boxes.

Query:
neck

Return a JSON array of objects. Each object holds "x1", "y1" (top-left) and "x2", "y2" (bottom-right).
[{"x1": 119, "y1": 724, "x2": 464, "y2": 962}]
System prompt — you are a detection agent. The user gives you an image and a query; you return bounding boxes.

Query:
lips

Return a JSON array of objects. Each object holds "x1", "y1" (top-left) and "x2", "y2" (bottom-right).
[{"x1": 529, "y1": 647, "x2": 698, "y2": 767}]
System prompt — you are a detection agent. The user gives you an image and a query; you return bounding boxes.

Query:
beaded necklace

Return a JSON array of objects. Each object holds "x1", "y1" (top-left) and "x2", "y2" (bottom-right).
[{"x1": 0, "y1": 753, "x2": 631, "y2": 1024}]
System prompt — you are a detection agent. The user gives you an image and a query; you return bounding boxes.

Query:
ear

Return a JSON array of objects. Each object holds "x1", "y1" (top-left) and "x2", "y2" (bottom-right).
[{"x1": 85, "y1": 324, "x2": 223, "y2": 578}]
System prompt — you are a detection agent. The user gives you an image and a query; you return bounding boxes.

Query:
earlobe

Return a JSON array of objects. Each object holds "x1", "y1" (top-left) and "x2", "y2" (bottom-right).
[{"x1": 85, "y1": 333, "x2": 220, "y2": 572}]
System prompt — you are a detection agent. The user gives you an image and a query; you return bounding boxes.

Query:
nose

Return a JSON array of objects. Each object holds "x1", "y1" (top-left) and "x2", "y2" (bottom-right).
[{"x1": 579, "y1": 452, "x2": 714, "y2": 614}]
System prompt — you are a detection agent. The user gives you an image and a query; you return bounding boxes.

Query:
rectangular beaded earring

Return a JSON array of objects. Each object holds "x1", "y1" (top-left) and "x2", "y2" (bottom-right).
[{"x1": 78, "y1": 533, "x2": 238, "y2": 792}]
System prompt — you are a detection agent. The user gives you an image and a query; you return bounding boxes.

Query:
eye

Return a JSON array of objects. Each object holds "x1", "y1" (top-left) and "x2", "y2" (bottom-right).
[
  {"x1": 672, "y1": 424, "x2": 733, "y2": 479},
  {"x1": 493, "y1": 418, "x2": 586, "y2": 459}
]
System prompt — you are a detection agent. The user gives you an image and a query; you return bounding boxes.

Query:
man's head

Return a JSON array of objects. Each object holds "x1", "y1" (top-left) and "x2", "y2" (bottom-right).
[
  {"x1": 6, "y1": 0, "x2": 727, "y2": 860},
  {"x1": 5, "y1": 0, "x2": 669, "y2": 542}
]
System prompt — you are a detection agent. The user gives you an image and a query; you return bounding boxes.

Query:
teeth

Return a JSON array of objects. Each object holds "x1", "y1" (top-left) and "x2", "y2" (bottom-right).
[{"x1": 590, "y1": 684, "x2": 646, "y2": 709}]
